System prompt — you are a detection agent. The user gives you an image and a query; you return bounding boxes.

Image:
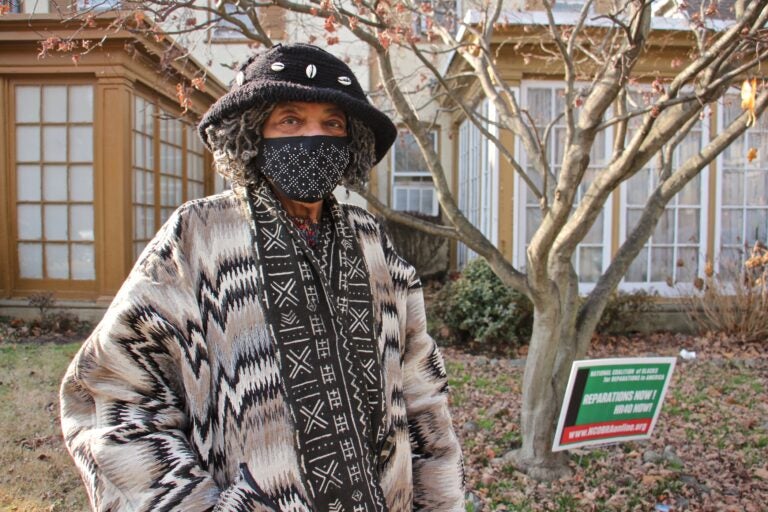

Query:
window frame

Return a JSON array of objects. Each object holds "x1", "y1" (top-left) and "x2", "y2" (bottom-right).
[
  {"x1": 713, "y1": 91, "x2": 768, "y2": 275},
  {"x1": 8, "y1": 78, "x2": 98, "y2": 291},
  {"x1": 131, "y1": 91, "x2": 208, "y2": 260},
  {"x1": 617, "y1": 88, "x2": 710, "y2": 295},
  {"x1": 456, "y1": 97, "x2": 501, "y2": 268},
  {"x1": 390, "y1": 127, "x2": 440, "y2": 216},
  {"x1": 513, "y1": 81, "x2": 613, "y2": 292}
]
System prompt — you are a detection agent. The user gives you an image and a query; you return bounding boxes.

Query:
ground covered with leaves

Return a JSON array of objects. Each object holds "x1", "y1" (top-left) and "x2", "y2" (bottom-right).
[
  {"x1": 0, "y1": 328, "x2": 765, "y2": 511},
  {"x1": 449, "y1": 333, "x2": 768, "y2": 511}
]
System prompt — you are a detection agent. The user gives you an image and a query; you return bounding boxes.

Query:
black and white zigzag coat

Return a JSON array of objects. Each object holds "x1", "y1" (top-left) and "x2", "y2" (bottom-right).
[{"x1": 60, "y1": 189, "x2": 465, "y2": 512}]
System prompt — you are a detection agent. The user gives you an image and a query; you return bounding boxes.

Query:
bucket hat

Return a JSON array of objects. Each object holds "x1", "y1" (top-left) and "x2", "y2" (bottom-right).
[{"x1": 198, "y1": 43, "x2": 397, "y2": 164}]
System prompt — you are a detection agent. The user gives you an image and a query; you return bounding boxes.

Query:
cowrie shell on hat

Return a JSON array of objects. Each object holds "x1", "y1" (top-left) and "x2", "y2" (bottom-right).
[
  {"x1": 236, "y1": 71, "x2": 245, "y2": 86},
  {"x1": 338, "y1": 76, "x2": 352, "y2": 86},
  {"x1": 306, "y1": 64, "x2": 317, "y2": 78},
  {"x1": 271, "y1": 62, "x2": 285, "y2": 71}
]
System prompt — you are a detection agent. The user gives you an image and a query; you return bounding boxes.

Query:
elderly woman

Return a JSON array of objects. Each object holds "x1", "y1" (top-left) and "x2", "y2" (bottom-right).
[{"x1": 60, "y1": 43, "x2": 464, "y2": 512}]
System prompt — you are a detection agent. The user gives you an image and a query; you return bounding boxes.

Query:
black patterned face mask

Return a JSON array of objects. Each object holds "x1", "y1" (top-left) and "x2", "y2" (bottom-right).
[{"x1": 255, "y1": 135, "x2": 351, "y2": 202}]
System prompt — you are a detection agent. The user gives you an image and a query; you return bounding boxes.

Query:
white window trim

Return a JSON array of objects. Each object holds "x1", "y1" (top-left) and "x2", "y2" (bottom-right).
[
  {"x1": 513, "y1": 81, "x2": 613, "y2": 293},
  {"x1": 617, "y1": 90, "x2": 710, "y2": 296},
  {"x1": 456, "y1": 98, "x2": 502, "y2": 267},
  {"x1": 390, "y1": 129, "x2": 439, "y2": 216}
]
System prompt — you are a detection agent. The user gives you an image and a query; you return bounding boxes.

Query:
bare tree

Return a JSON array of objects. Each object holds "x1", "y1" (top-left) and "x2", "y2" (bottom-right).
[{"x1": 48, "y1": 0, "x2": 768, "y2": 480}]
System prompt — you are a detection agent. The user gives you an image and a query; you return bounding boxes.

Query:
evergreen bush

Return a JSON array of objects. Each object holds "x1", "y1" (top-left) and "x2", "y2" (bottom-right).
[{"x1": 431, "y1": 258, "x2": 533, "y2": 348}]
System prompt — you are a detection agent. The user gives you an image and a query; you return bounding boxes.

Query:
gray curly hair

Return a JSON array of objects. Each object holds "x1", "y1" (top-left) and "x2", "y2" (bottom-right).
[{"x1": 204, "y1": 100, "x2": 377, "y2": 189}]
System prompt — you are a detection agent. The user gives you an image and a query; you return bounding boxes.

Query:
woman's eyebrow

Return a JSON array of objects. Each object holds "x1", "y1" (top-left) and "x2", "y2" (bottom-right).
[{"x1": 324, "y1": 107, "x2": 346, "y2": 117}]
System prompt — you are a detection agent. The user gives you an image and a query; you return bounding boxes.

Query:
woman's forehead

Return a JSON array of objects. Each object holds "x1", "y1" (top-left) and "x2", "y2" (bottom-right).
[{"x1": 272, "y1": 101, "x2": 345, "y2": 116}]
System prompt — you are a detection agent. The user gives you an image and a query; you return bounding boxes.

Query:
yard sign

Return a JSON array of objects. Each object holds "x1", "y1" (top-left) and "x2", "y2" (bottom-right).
[{"x1": 552, "y1": 357, "x2": 676, "y2": 451}]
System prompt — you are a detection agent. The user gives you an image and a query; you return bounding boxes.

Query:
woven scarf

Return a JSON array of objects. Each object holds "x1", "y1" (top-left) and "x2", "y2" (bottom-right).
[{"x1": 244, "y1": 180, "x2": 387, "y2": 512}]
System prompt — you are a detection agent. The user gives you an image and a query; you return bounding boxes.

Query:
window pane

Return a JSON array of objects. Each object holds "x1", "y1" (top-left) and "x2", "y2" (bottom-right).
[
  {"x1": 71, "y1": 244, "x2": 95, "y2": 280},
  {"x1": 43, "y1": 126, "x2": 67, "y2": 161},
  {"x1": 408, "y1": 189, "x2": 420, "y2": 212},
  {"x1": 43, "y1": 86, "x2": 67, "y2": 123},
  {"x1": 16, "y1": 86, "x2": 40, "y2": 123},
  {"x1": 18, "y1": 243, "x2": 43, "y2": 278},
  {"x1": 69, "y1": 85, "x2": 93, "y2": 123},
  {"x1": 650, "y1": 247, "x2": 673, "y2": 283},
  {"x1": 134, "y1": 170, "x2": 145, "y2": 203},
  {"x1": 676, "y1": 247, "x2": 699, "y2": 283},
  {"x1": 745, "y1": 169, "x2": 768, "y2": 205},
  {"x1": 134, "y1": 133, "x2": 144, "y2": 167},
  {"x1": 43, "y1": 165, "x2": 68, "y2": 201},
  {"x1": 146, "y1": 135, "x2": 154, "y2": 167},
  {"x1": 44, "y1": 204, "x2": 68, "y2": 240},
  {"x1": 16, "y1": 126, "x2": 40, "y2": 161},
  {"x1": 678, "y1": 208, "x2": 699, "y2": 244},
  {"x1": 421, "y1": 189, "x2": 434, "y2": 215},
  {"x1": 134, "y1": 207, "x2": 146, "y2": 239},
  {"x1": 17, "y1": 165, "x2": 41, "y2": 201},
  {"x1": 721, "y1": 169, "x2": 743, "y2": 206},
  {"x1": 720, "y1": 209, "x2": 743, "y2": 246},
  {"x1": 17, "y1": 205, "x2": 42, "y2": 240},
  {"x1": 69, "y1": 126, "x2": 93, "y2": 161},
  {"x1": 69, "y1": 165, "x2": 93, "y2": 201},
  {"x1": 745, "y1": 209, "x2": 768, "y2": 244},
  {"x1": 46, "y1": 244, "x2": 69, "y2": 279},
  {"x1": 71, "y1": 205, "x2": 94, "y2": 241},
  {"x1": 394, "y1": 188, "x2": 407, "y2": 210}
]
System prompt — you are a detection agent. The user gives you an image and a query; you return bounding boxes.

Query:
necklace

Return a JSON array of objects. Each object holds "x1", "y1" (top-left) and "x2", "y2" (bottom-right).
[{"x1": 288, "y1": 215, "x2": 322, "y2": 250}]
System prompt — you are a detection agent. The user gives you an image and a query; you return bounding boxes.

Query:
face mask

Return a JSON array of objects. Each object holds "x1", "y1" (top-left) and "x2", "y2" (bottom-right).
[{"x1": 254, "y1": 135, "x2": 351, "y2": 202}]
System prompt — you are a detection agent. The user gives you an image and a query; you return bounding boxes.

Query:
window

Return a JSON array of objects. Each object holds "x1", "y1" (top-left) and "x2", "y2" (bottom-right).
[
  {"x1": 621, "y1": 91, "x2": 708, "y2": 290},
  {"x1": 76, "y1": 0, "x2": 119, "y2": 11},
  {"x1": 412, "y1": 0, "x2": 459, "y2": 35},
  {"x1": 717, "y1": 93, "x2": 768, "y2": 274},
  {"x1": 133, "y1": 96, "x2": 155, "y2": 259},
  {"x1": 552, "y1": 0, "x2": 589, "y2": 12},
  {"x1": 212, "y1": 3, "x2": 285, "y2": 41},
  {"x1": 3, "y1": 1, "x2": 23, "y2": 13},
  {"x1": 213, "y1": 3, "x2": 251, "y2": 39},
  {"x1": 457, "y1": 99, "x2": 498, "y2": 268},
  {"x1": 391, "y1": 129, "x2": 438, "y2": 216},
  {"x1": 132, "y1": 95, "x2": 209, "y2": 259},
  {"x1": 14, "y1": 84, "x2": 95, "y2": 281},
  {"x1": 515, "y1": 84, "x2": 611, "y2": 286}
]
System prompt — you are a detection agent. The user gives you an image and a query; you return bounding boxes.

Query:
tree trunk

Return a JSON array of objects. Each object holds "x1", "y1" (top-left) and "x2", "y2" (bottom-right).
[
  {"x1": 513, "y1": 292, "x2": 573, "y2": 480},
  {"x1": 512, "y1": 260, "x2": 583, "y2": 480}
]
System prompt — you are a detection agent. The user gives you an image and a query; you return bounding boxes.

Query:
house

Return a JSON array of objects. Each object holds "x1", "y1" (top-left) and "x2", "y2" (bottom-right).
[
  {"x1": 1, "y1": 0, "x2": 762, "y2": 320},
  {"x1": 0, "y1": 1, "x2": 227, "y2": 318},
  {"x1": 432, "y1": 0, "x2": 764, "y2": 298}
]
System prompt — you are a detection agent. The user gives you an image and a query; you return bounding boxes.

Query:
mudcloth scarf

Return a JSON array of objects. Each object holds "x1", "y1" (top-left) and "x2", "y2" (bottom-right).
[{"x1": 245, "y1": 179, "x2": 387, "y2": 512}]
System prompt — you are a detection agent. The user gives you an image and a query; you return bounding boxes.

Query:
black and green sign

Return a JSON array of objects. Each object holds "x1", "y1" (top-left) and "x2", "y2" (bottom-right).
[{"x1": 553, "y1": 357, "x2": 676, "y2": 451}]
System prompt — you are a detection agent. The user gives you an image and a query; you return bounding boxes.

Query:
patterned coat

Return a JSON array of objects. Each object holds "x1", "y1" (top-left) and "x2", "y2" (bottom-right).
[{"x1": 60, "y1": 189, "x2": 464, "y2": 512}]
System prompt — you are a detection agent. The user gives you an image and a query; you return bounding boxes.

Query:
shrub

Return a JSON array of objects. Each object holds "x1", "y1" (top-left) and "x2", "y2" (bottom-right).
[
  {"x1": 431, "y1": 258, "x2": 533, "y2": 349},
  {"x1": 595, "y1": 290, "x2": 657, "y2": 334},
  {"x1": 682, "y1": 242, "x2": 768, "y2": 342}
]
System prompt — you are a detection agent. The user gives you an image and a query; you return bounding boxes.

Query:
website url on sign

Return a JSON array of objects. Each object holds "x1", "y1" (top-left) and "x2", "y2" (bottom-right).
[{"x1": 562, "y1": 419, "x2": 651, "y2": 443}]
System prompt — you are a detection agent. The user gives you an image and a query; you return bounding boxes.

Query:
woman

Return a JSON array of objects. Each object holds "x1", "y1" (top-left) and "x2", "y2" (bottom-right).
[{"x1": 60, "y1": 43, "x2": 464, "y2": 512}]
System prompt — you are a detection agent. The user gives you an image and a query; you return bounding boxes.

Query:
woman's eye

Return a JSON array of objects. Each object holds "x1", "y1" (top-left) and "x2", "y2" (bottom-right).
[
  {"x1": 327, "y1": 119, "x2": 345, "y2": 129},
  {"x1": 280, "y1": 117, "x2": 300, "y2": 125}
]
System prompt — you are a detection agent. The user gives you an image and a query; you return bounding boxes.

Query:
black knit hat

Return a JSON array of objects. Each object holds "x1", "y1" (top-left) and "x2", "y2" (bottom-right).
[{"x1": 198, "y1": 43, "x2": 397, "y2": 165}]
